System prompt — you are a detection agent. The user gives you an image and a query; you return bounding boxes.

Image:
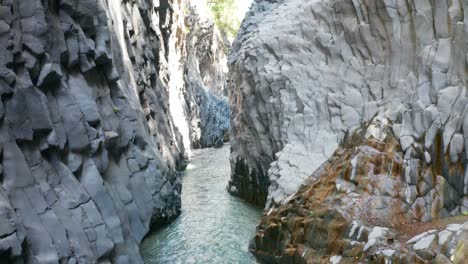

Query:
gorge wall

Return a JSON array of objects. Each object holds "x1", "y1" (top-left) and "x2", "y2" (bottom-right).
[
  {"x1": 182, "y1": 3, "x2": 230, "y2": 149},
  {"x1": 228, "y1": 0, "x2": 468, "y2": 262},
  {"x1": 0, "y1": 0, "x2": 228, "y2": 263},
  {"x1": 229, "y1": 0, "x2": 468, "y2": 208}
]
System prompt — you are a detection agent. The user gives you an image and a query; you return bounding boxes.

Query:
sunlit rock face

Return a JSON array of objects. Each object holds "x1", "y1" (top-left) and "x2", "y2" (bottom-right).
[
  {"x1": 0, "y1": 0, "x2": 224, "y2": 262},
  {"x1": 251, "y1": 120, "x2": 468, "y2": 263},
  {"x1": 229, "y1": 0, "x2": 468, "y2": 261},
  {"x1": 228, "y1": 0, "x2": 468, "y2": 210}
]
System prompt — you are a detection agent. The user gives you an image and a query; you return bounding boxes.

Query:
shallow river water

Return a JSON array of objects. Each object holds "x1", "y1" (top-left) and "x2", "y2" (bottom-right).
[{"x1": 140, "y1": 144, "x2": 261, "y2": 264}]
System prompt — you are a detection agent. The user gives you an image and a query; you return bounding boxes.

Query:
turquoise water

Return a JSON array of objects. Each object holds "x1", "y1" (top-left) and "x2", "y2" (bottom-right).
[{"x1": 140, "y1": 145, "x2": 261, "y2": 264}]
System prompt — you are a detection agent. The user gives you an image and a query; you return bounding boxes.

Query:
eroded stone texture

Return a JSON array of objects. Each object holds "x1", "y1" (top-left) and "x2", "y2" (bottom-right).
[
  {"x1": 250, "y1": 121, "x2": 468, "y2": 263},
  {"x1": 228, "y1": 0, "x2": 468, "y2": 260},
  {"x1": 228, "y1": 0, "x2": 468, "y2": 210},
  {"x1": 0, "y1": 0, "x2": 211, "y2": 262}
]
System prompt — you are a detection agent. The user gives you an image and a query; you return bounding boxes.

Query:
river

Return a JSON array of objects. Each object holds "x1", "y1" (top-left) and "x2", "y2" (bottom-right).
[{"x1": 140, "y1": 144, "x2": 261, "y2": 264}]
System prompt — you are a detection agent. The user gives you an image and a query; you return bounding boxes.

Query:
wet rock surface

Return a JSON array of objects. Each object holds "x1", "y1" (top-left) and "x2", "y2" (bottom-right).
[{"x1": 0, "y1": 0, "x2": 228, "y2": 263}]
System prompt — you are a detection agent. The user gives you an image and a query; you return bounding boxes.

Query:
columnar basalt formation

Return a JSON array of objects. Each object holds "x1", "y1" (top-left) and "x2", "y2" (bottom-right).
[
  {"x1": 228, "y1": 0, "x2": 468, "y2": 262},
  {"x1": 251, "y1": 120, "x2": 468, "y2": 262},
  {"x1": 228, "y1": 0, "x2": 468, "y2": 208},
  {"x1": 183, "y1": 5, "x2": 230, "y2": 149},
  {"x1": 0, "y1": 0, "x2": 227, "y2": 263},
  {"x1": 149, "y1": 0, "x2": 230, "y2": 152}
]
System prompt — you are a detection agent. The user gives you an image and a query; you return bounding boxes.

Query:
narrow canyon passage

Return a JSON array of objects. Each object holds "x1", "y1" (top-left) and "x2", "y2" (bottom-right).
[
  {"x1": 2, "y1": 0, "x2": 468, "y2": 262},
  {"x1": 140, "y1": 145, "x2": 261, "y2": 264}
]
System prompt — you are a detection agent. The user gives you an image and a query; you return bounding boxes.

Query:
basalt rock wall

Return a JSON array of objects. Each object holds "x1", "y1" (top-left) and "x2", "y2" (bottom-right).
[
  {"x1": 0, "y1": 0, "x2": 227, "y2": 263},
  {"x1": 251, "y1": 120, "x2": 468, "y2": 263},
  {"x1": 228, "y1": 0, "x2": 468, "y2": 209},
  {"x1": 229, "y1": 0, "x2": 468, "y2": 262},
  {"x1": 182, "y1": 5, "x2": 230, "y2": 149}
]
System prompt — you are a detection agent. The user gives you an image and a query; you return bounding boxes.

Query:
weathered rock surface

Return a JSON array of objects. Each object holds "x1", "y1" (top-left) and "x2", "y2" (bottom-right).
[
  {"x1": 0, "y1": 0, "x2": 232, "y2": 262},
  {"x1": 250, "y1": 121, "x2": 468, "y2": 263},
  {"x1": 228, "y1": 0, "x2": 468, "y2": 262},
  {"x1": 228, "y1": 0, "x2": 468, "y2": 209}
]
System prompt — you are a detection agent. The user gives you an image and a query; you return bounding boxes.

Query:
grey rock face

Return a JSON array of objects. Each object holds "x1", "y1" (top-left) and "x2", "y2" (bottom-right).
[
  {"x1": 250, "y1": 121, "x2": 468, "y2": 263},
  {"x1": 182, "y1": 5, "x2": 230, "y2": 149},
  {"x1": 228, "y1": 0, "x2": 468, "y2": 209},
  {"x1": 0, "y1": 0, "x2": 198, "y2": 262}
]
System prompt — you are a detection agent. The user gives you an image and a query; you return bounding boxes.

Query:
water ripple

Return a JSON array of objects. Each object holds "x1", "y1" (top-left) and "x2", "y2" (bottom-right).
[{"x1": 141, "y1": 145, "x2": 261, "y2": 264}]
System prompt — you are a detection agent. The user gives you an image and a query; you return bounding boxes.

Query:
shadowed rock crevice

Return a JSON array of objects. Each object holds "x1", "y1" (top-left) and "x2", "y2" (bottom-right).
[{"x1": 228, "y1": 157, "x2": 268, "y2": 206}]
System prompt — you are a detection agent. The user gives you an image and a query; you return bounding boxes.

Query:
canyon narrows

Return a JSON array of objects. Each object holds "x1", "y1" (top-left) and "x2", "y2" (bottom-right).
[
  {"x1": 140, "y1": 145, "x2": 261, "y2": 264},
  {"x1": 1, "y1": 0, "x2": 468, "y2": 263}
]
